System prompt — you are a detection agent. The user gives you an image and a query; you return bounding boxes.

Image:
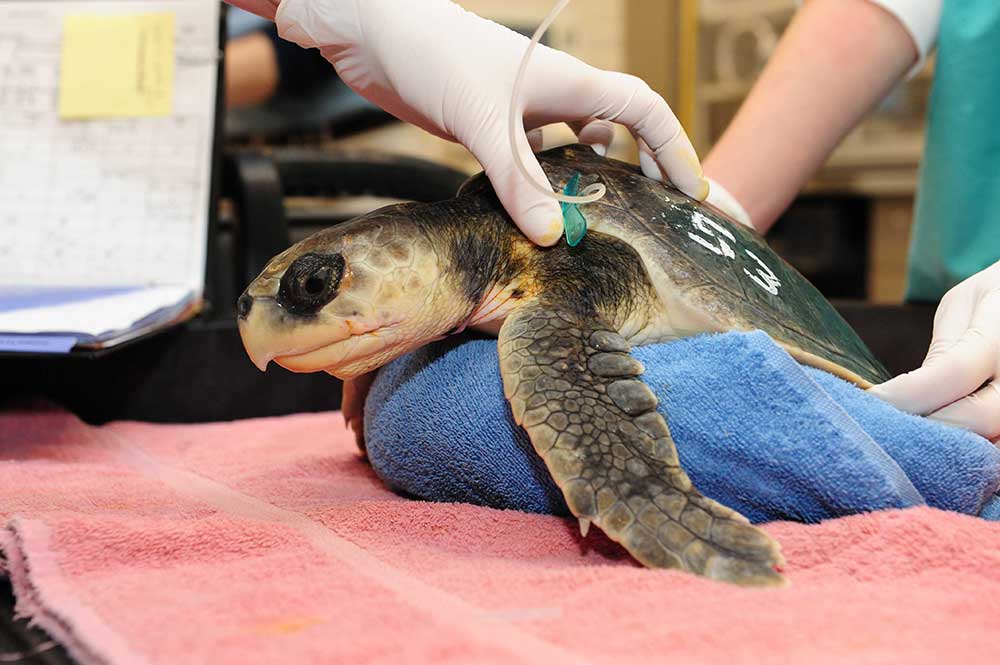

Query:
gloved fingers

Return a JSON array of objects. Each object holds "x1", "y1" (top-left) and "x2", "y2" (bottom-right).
[
  {"x1": 567, "y1": 118, "x2": 614, "y2": 156},
  {"x1": 636, "y1": 137, "x2": 661, "y2": 181},
  {"x1": 868, "y1": 266, "x2": 1000, "y2": 427},
  {"x1": 868, "y1": 326, "x2": 998, "y2": 416},
  {"x1": 925, "y1": 264, "x2": 1000, "y2": 356},
  {"x1": 704, "y1": 177, "x2": 754, "y2": 229},
  {"x1": 921, "y1": 289, "x2": 975, "y2": 365},
  {"x1": 639, "y1": 137, "x2": 757, "y2": 232},
  {"x1": 474, "y1": 128, "x2": 564, "y2": 246},
  {"x1": 928, "y1": 382, "x2": 1000, "y2": 440},
  {"x1": 579, "y1": 70, "x2": 708, "y2": 201}
]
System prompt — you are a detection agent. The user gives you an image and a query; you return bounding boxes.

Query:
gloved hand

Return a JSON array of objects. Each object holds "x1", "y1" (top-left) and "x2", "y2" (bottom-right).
[
  {"x1": 241, "y1": 0, "x2": 710, "y2": 245},
  {"x1": 703, "y1": 176, "x2": 753, "y2": 229},
  {"x1": 869, "y1": 260, "x2": 1000, "y2": 441}
]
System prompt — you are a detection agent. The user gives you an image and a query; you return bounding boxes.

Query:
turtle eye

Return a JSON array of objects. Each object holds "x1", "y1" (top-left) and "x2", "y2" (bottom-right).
[{"x1": 277, "y1": 252, "x2": 346, "y2": 316}]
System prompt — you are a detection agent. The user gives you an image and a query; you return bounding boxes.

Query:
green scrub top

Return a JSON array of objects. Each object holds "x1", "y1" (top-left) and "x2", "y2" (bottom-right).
[{"x1": 906, "y1": 1, "x2": 1000, "y2": 302}]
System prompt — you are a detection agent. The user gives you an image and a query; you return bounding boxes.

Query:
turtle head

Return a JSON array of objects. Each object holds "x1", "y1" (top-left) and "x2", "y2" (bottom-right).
[{"x1": 237, "y1": 204, "x2": 469, "y2": 379}]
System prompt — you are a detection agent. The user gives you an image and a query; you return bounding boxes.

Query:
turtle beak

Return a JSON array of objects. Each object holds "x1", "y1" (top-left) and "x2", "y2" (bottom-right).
[
  {"x1": 237, "y1": 294, "x2": 277, "y2": 372},
  {"x1": 236, "y1": 283, "x2": 358, "y2": 374},
  {"x1": 237, "y1": 279, "x2": 287, "y2": 372}
]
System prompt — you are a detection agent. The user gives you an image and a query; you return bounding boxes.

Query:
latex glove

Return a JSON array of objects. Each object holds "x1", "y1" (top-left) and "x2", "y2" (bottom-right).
[
  {"x1": 267, "y1": 0, "x2": 709, "y2": 246},
  {"x1": 868, "y1": 261, "x2": 1000, "y2": 441},
  {"x1": 702, "y1": 176, "x2": 753, "y2": 229}
]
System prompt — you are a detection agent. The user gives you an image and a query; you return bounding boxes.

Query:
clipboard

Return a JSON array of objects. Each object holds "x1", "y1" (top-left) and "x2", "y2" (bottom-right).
[{"x1": 0, "y1": 0, "x2": 227, "y2": 358}]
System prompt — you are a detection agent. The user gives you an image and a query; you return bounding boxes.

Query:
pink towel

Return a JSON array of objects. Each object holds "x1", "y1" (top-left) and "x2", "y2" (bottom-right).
[{"x1": 2, "y1": 405, "x2": 999, "y2": 665}]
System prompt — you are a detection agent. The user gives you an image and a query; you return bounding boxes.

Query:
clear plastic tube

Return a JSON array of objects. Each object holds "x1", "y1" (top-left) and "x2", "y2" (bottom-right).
[{"x1": 508, "y1": 0, "x2": 606, "y2": 205}]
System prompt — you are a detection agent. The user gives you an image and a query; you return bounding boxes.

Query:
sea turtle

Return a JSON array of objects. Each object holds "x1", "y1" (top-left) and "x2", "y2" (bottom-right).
[{"x1": 236, "y1": 144, "x2": 890, "y2": 586}]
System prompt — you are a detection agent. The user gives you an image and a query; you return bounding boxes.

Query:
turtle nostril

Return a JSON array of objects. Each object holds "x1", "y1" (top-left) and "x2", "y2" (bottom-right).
[{"x1": 237, "y1": 293, "x2": 253, "y2": 319}]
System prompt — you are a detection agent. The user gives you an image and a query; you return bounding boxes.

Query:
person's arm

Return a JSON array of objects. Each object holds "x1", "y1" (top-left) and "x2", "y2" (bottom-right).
[{"x1": 703, "y1": 0, "x2": 920, "y2": 233}]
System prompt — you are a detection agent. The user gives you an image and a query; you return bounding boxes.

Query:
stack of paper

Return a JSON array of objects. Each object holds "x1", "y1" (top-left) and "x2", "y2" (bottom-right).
[{"x1": 0, "y1": 0, "x2": 220, "y2": 353}]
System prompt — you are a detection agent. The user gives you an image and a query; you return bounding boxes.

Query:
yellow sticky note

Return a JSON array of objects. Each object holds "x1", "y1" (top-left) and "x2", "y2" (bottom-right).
[{"x1": 59, "y1": 12, "x2": 175, "y2": 119}]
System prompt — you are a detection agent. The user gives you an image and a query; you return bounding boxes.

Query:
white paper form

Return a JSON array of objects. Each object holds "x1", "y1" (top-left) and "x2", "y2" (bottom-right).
[
  {"x1": 0, "y1": 0, "x2": 220, "y2": 345},
  {"x1": 0, "y1": 285, "x2": 190, "y2": 334}
]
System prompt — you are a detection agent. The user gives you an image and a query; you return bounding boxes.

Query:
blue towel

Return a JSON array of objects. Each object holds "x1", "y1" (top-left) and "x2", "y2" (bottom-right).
[{"x1": 364, "y1": 330, "x2": 1000, "y2": 523}]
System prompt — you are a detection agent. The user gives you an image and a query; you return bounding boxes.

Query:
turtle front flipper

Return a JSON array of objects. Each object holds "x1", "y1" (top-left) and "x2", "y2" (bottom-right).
[{"x1": 497, "y1": 301, "x2": 786, "y2": 587}]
